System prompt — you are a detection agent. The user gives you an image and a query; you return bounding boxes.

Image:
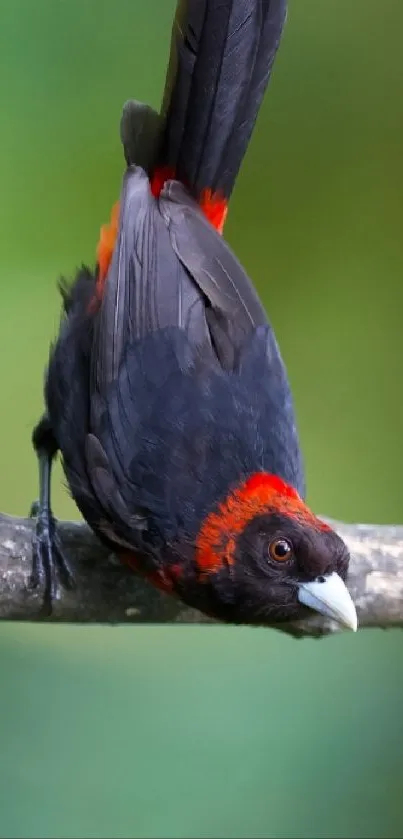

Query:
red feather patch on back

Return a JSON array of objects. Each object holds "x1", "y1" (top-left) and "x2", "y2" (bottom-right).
[
  {"x1": 195, "y1": 473, "x2": 331, "y2": 575},
  {"x1": 95, "y1": 200, "x2": 120, "y2": 299},
  {"x1": 198, "y1": 188, "x2": 228, "y2": 234},
  {"x1": 150, "y1": 166, "x2": 176, "y2": 198},
  {"x1": 151, "y1": 167, "x2": 228, "y2": 233}
]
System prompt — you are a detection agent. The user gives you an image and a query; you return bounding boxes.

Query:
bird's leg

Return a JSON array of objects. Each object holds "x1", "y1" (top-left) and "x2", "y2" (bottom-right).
[{"x1": 30, "y1": 414, "x2": 75, "y2": 615}]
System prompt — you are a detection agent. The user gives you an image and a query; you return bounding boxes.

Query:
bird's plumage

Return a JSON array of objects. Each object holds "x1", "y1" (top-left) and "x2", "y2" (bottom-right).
[
  {"x1": 48, "y1": 164, "x2": 304, "y2": 563},
  {"x1": 32, "y1": 0, "x2": 357, "y2": 630}
]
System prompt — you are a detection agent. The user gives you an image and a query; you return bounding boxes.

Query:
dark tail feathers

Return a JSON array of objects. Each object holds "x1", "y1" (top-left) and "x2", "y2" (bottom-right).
[
  {"x1": 122, "y1": 0, "x2": 287, "y2": 202},
  {"x1": 159, "y1": 0, "x2": 287, "y2": 199}
]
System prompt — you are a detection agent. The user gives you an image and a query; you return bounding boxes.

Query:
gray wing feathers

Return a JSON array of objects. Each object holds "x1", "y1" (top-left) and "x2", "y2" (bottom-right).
[
  {"x1": 92, "y1": 167, "x2": 270, "y2": 399},
  {"x1": 92, "y1": 167, "x2": 152, "y2": 390},
  {"x1": 159, "y1": 179, "x2": 268, "y2": 335},
  {"x1": 92, "y1": 166, "x2": 213, "y2": 396}
]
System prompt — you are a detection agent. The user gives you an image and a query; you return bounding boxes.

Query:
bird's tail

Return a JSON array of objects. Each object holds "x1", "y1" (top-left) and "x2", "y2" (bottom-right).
[
  {"x1": 160, "y1": 0, "x2": 286, "y2": 199},
  {"x1": 122, "y1": 0, "x2": 286, "y2": 226},
  {"x1": 98, "y1": 0, "x2": 286, "y2": 286}
]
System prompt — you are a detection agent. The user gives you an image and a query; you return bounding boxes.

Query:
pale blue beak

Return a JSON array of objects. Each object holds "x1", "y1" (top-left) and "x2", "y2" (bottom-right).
[{"x1": 298, "y1": 572, "x2": 358, "y2": 631}]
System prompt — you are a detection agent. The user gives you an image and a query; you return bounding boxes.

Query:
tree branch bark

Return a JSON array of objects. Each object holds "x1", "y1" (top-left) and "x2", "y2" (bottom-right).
[{"x1": 0, "y1": 512, "x2": 402, "y2": 637}]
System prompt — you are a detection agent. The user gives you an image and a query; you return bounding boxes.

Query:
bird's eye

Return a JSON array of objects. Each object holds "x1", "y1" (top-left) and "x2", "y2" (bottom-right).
[{"x1": 269, "y1": 538, "x2": 293, "y2": 562}]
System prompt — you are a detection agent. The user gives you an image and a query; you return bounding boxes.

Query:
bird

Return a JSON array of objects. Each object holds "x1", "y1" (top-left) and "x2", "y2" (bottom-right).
[{"x1": 30, "y1": 0, "x2": 357, "y2": 632}]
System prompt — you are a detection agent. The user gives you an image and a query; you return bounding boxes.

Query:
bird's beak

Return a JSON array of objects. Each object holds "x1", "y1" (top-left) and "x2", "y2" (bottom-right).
[{"x1": 297, "y1": 572, "x2": 358, "y2": 631}]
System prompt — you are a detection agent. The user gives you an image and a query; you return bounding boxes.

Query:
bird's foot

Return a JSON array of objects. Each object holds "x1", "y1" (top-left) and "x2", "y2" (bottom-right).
[{"x1": 29, "y1": 501, "x2": 75, "y2": 616}]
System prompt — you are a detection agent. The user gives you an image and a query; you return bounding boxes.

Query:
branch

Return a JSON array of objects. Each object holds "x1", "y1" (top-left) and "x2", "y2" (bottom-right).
[{"x1": 0, "y1": 512, "x2": 402, "y2": 637}]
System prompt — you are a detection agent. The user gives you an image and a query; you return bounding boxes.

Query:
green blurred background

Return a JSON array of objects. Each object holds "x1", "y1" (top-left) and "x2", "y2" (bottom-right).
[{"x1": 0, "y1": 1, "x2": 402, "y2": 837}]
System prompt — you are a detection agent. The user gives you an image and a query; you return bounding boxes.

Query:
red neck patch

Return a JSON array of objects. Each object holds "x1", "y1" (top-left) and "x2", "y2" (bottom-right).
[{"x1": 195, "y1": 473, "x2": 330, "y2": 576}]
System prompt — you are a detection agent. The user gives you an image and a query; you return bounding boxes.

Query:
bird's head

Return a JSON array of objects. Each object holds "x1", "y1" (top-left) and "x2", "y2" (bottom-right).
[{"x1": 195, "y1": 473, "x2": 357, "y2": 631}]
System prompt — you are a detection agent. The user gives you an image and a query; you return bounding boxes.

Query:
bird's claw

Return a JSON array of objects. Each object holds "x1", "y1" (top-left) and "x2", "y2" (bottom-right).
[{"x1": 29, "y1": 501, "x2": 75, "y2": 616}]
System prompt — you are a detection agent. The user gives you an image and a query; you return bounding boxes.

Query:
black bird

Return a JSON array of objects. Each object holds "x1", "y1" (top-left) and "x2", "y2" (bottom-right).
[{"x1": 31, "y1": 0, "x2": 357, "y2": 632}]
